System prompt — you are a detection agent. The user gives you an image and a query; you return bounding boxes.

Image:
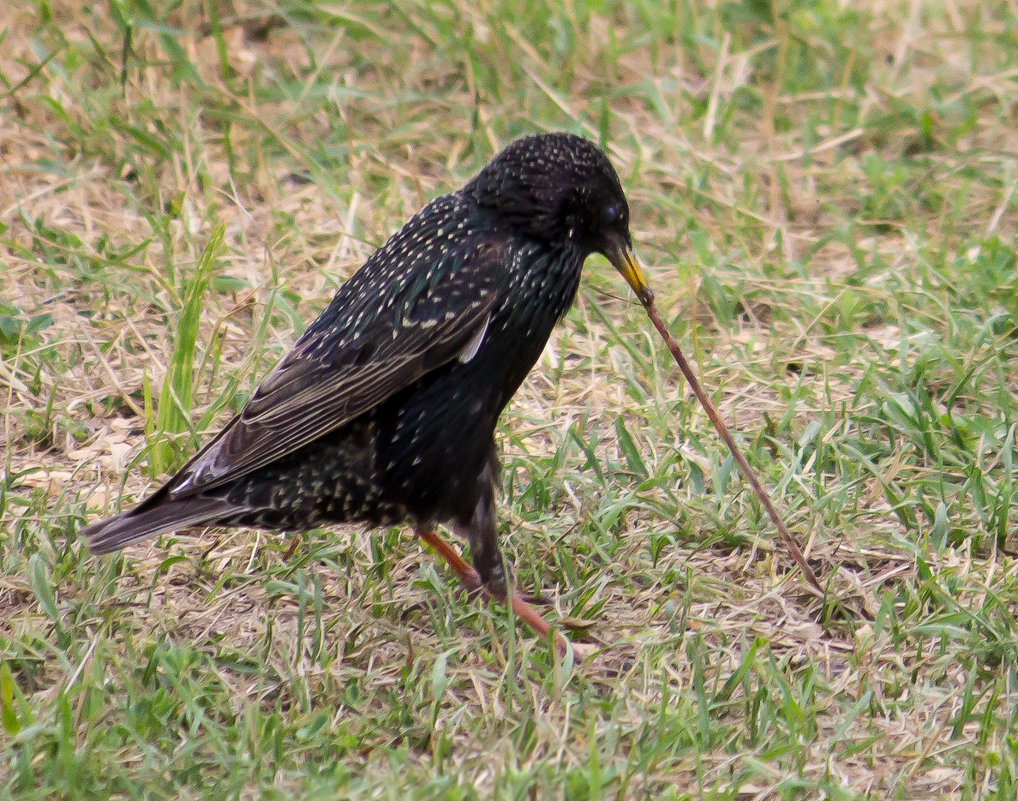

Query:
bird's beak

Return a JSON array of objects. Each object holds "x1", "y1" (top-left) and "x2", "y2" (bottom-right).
[{"x1": 606, "y1": 239, "x2": 654, "y2": 306}]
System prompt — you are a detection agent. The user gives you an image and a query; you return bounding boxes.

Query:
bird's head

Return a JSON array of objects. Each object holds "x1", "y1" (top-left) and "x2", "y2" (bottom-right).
[{"x1": 467, "y1": 133, "x2": 653, "y2": 304}]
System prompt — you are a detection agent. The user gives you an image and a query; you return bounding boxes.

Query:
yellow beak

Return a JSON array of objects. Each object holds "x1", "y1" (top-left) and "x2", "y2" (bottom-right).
[{"x1": 606, "y1": 240, "x2": 654, "y2": 306}]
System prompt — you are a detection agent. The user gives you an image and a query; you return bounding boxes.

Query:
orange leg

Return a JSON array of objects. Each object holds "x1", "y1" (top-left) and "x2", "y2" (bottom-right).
[
  {"x1": 416, "y1": 528, "x2": 482, "y2": 591},
  {"x1": 415, "y1": 528, "x2": 579, "y2": 657}
]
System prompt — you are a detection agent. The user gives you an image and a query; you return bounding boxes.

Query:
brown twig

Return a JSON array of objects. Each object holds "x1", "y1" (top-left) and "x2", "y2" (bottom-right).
[{"x1": 641, "y1": 296, "x2": 825, "y2": 597}]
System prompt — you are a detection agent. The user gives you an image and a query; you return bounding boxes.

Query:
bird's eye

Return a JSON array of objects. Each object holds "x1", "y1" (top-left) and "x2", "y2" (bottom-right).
[{"x1": 600, "y1": 203, "x2": 621, "y2": 227}]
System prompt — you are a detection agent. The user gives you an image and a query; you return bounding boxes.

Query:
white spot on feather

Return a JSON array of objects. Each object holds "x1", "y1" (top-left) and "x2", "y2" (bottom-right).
[{"x1": 457, "y1": 314, "x2": 490, "y2": 363}]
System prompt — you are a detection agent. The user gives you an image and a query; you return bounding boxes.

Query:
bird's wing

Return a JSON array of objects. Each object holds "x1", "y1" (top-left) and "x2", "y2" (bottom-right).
[{"x1": 166, "y1": 236, "x2": 503, "y2": 498}]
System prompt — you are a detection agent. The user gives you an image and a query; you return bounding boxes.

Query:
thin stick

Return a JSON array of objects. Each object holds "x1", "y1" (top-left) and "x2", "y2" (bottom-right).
[{"x1": 641, "y1": 298, "x2": 824, "y2": 596}]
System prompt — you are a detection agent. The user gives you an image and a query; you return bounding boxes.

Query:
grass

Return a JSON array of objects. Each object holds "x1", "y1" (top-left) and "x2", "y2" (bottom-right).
[{"x1": 2, "y1": 0, "x2": 1018, "y2": 797}]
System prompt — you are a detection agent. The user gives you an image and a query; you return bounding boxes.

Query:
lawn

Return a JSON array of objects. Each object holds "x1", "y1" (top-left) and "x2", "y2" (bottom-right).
[{"x1": 2, "y1": 1, "x2": 1017, "y2": 798}]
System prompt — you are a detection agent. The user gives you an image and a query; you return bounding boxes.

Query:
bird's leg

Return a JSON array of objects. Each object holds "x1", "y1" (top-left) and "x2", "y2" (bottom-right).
[
  {"x1": 416, "y1": 524, "x2": 570, "y2": 652},
  {"x1": 415, "y1": 528, "x2": 482, "y2": 592},
  {"x1": 450, "y1": 469, "x2": 584, "y2": 657}
]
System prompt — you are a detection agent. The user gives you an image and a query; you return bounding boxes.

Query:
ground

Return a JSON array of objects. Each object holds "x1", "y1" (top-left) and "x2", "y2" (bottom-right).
[{"x1": 2, "y1": 1, "x2": 1017, "y2": 799}]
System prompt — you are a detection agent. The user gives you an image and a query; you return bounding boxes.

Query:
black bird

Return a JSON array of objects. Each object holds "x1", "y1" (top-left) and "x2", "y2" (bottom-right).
[{"x1": 81, "y1": 132, "x2": 651, "y2": 652}]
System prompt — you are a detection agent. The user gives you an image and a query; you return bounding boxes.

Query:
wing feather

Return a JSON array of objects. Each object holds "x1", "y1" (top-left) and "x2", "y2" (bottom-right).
[{"x1": 166, "y1": 229, "x2": 503, "y2": 498}]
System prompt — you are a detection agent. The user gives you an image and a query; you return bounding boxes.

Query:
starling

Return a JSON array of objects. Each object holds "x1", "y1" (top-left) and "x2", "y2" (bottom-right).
[{"x1": 81, "y1": 132, "x2": 651, "y2": 651}]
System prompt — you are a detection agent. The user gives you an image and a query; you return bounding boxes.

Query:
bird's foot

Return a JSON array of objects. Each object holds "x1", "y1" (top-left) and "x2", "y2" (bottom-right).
[
  {"x1": 414, "y1": 528, "x2": 591, "y2": 659},
  {"x1": 507, "y1": 586, "x2": 591, "y2": 660}
]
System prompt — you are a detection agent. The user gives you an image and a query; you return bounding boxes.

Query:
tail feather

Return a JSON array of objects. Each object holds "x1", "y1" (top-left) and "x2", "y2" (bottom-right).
[{"x1": 81, "y1": 495, "x2": 238, "y2": 554}]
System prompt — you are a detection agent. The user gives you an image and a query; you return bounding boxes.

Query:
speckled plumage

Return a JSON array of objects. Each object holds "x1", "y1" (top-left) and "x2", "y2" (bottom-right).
[{"x1": 82, "y1": 132, "x2": 641, "y2": 611}]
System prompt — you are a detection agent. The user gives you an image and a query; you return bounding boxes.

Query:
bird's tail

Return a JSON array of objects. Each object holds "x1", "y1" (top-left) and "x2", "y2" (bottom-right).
[{"x1": 81, "y1": 494, "x2": 237, "y2": 554}]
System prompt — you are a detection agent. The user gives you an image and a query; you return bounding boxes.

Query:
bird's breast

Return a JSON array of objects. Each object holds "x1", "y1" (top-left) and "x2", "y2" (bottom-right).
[{"x1": 372, "y1": 243, "x2": 584, "y2": 524}]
